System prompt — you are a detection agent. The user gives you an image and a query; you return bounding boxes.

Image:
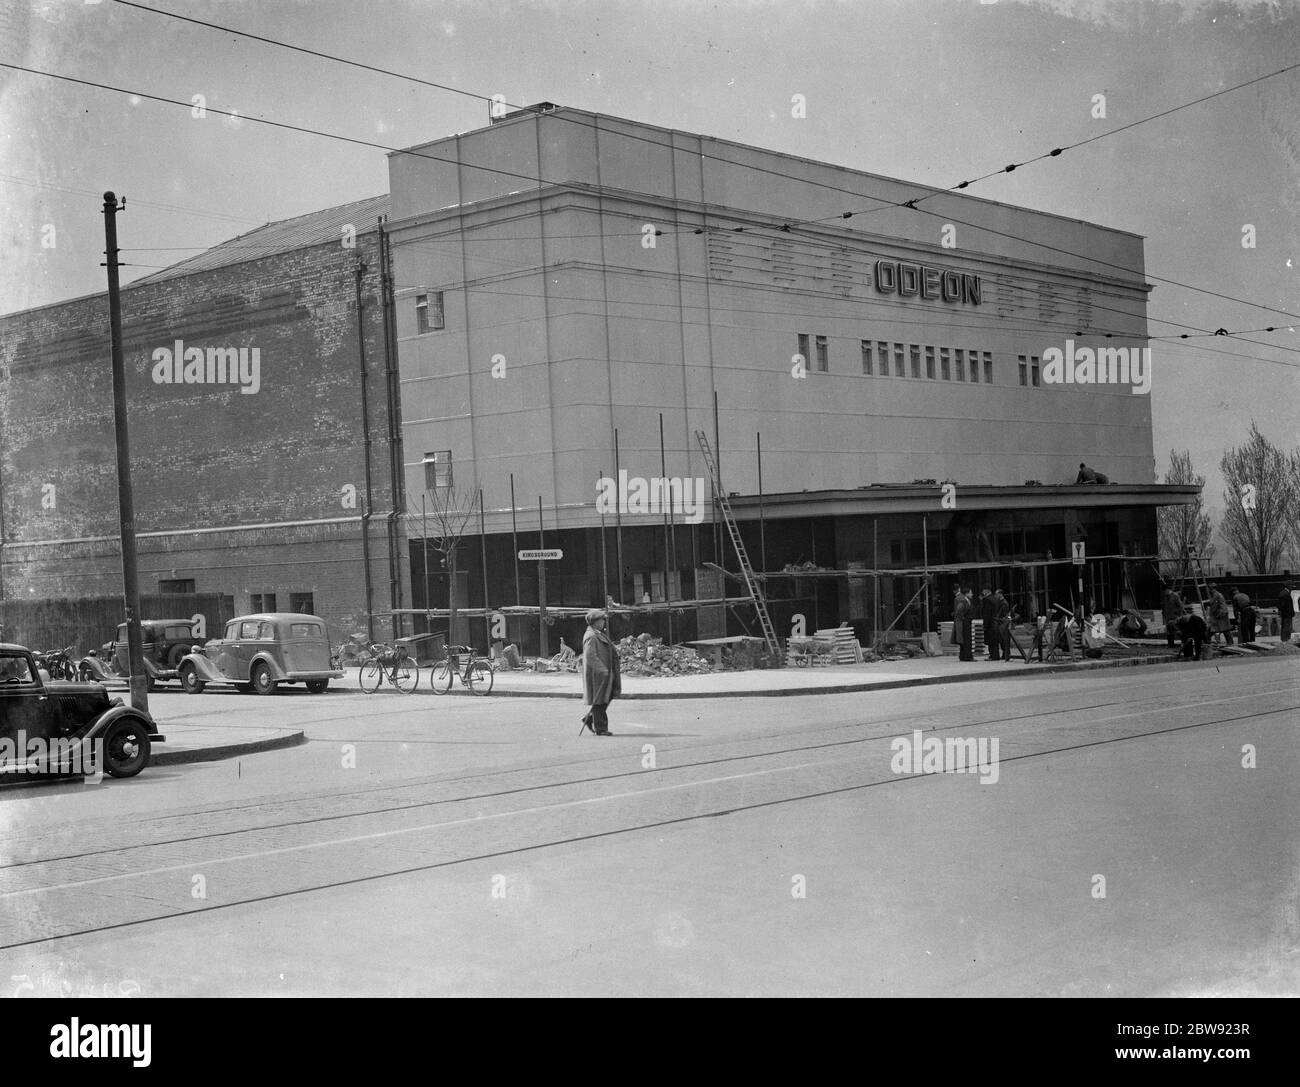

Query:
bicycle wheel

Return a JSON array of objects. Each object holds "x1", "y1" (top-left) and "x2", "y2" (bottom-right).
[
  {"x1": 393, "y1": 658, "x2": 419, "y2": 693},
  {"x1": 467, "y1": 659, "x2": 494, "y2": 695},
  {"x1": 359, "y1": 660, "x2": 384, "y2": 694},
  {"x1": 429, "y1": 660, "x2": 453, "y2": 695}
]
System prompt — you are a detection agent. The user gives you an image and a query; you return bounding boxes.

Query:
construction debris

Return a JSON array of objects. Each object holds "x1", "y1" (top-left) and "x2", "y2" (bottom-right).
[{"x1": 616, "y1": 633, "x2": 715, "y2": 677}]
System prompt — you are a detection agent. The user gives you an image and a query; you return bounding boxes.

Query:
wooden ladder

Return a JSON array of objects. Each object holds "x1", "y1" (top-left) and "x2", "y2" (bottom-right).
[{"x1": 695, "y1": 430, "x2": 780, "y2": 657}]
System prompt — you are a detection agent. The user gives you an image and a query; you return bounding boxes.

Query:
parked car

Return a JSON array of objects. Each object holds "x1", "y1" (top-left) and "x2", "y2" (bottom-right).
[
  {"x1": 177, "y1": 613, "x2": 342, "y2": 695},
  {"x1": 0, "y1": 643, "x2": 164, "y2": 780},
  {"x1": 106, "y1": 618, "x2": 204, "y2": 674}
]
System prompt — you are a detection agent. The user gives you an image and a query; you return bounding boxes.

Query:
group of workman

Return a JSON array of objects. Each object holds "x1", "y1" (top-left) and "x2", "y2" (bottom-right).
[
  {"x1": 951, "y1": 587, "x2": 1014, "y2": 662},
  {"x1": 949, "y1": 580, "x2": 1296, "y2": 665},
  {"x1": 1160, "y1": 581, "x2": 1296, "y2": 661}
]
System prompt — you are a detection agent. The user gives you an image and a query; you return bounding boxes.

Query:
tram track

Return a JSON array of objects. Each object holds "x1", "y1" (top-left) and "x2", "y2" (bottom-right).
[
  {"x1": 5, "y1": 670, "x2": 1294, "y2": 868},
  {"x1": 0, "y1": 676, "x2": 1295, "y2": 951},
  {"x1": 2, "y1": 674, "x2": 1294, "y2": 870}
]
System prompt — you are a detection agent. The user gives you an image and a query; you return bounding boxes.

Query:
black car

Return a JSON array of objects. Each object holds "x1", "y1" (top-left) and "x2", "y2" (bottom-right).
[
  {"x1": 107, "y1": 618, "x2": 203, "y2": 672},
  {"x1": 0, "y1": 643, "x2": 164, "y2": 780}
]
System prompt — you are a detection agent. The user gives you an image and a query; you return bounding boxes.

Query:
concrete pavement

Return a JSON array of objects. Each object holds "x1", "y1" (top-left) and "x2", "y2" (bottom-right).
[{"x1": 113, "y1": 638, "x2": 1296, "y2": 767}]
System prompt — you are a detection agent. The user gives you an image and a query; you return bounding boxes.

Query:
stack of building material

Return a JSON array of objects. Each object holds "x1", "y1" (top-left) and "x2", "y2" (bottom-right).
[{"x1": 814, "y1": 624, "x2": 862, "y2": 664}]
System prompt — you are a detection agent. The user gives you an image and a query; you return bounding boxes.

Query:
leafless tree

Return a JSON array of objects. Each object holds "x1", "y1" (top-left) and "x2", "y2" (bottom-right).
[
  {"x1": 405, "y1": 487, "x2": 480, "y2": 644},
  {"x1": 1219, "y1": 423, "x2": 1296, "y2": 574},
  {"x1": 1157, "y1": 449, "x2": 1215, "y2": 580}
]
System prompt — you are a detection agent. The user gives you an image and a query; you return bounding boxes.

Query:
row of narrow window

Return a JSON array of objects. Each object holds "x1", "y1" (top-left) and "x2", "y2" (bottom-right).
[{"x1": 798, "y1": 336, "x2": 1048, "y2": 389}]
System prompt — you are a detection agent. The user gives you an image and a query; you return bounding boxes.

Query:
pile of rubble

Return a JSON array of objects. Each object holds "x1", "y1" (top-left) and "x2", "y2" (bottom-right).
[{"x1": 616, "y1": 633, "x2": 714, "y2": 677}]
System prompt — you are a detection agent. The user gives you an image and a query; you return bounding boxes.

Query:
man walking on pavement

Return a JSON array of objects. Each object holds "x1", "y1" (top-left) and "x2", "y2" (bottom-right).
[
  {"x1": 581, "y1": 609, "x2": 621, "y2": 736},
  {"x1": 1278, "y1": 581, "x2": 1295, "y2": 644}
]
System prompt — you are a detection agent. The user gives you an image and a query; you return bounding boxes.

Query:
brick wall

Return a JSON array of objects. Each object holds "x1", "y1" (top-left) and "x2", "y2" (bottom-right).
[{"x1": 0, "y1": 231, "x2": 407, "y2": 637}]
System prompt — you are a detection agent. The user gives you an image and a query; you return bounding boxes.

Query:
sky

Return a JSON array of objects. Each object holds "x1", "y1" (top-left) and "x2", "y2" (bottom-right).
[{"x1": 2, "y1": 0, "x2": 1297, "y2": 558}]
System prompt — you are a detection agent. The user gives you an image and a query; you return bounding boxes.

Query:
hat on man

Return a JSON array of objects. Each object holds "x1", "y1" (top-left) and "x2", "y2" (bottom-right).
[{"x1": 585, "y1": 609, "x2": 607, "y2": 625}]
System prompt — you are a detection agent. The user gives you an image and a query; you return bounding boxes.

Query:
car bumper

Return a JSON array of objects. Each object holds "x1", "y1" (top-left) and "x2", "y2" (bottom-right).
[{"x1": 284, "y1": 671, "x2": 344, "y2": 681}]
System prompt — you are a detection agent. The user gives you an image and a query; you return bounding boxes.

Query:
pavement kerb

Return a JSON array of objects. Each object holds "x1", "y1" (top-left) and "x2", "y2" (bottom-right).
[
  {"x1": 151, "y1": 729, "x2": 307, "y2": 766},
  {"x1": 420, "y1": 649, "x2": 1244, "y2": 699}
]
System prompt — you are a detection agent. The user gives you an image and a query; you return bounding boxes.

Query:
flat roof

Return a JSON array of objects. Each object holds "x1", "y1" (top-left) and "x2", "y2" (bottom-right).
[{"x1": 392, "y1": 104, "x2": 1146, "y2": 242}]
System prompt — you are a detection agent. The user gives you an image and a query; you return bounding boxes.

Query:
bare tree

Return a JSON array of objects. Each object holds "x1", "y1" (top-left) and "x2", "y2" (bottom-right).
[
  {"x1": 1157, "y1": 449, "x2": 1215, "y2": 580},
  {"x1": 1219, "y1": 423, "x2": 1295, "y2": 574},
  {"x1": 405, "y1": 486, "x2": 480, "y2": 644}
]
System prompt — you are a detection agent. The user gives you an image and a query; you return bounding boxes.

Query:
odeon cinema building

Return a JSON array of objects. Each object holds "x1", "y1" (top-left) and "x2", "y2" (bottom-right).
[{"x1": 0, "y1": 104, "x2": 1197, "y2": 653}]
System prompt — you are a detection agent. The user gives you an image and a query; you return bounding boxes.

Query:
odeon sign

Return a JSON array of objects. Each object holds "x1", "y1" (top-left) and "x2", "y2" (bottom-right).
[{"x1": 872, "y1": 260, "x2": 981, "y2": 305}]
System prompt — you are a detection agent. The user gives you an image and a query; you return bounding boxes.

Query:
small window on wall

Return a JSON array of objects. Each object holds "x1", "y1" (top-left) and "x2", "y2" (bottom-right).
[
  {"x1": 893, "y1": 343, "x2": 905, "y2": 377},
  {"x1": 159, "y1": 578, "x2": 195, "y2": 594},
  {"x1": 289, "y1": 592, "x2": 315, "y2": 615},
  {"x1": 424, "y1": 451, "x2": 453, "y2": 492},
  {"x1": 814, "y1": 335, "x2": 829, "y2": 372},
  {"x1": 251, "y1": 593, "x2": 277, "y2": 613},
  {"x1": 797, "y1": 333, "x2": 810, "y2": 368},
  {"x1": 877, "y1": 341, "x2": 890, "y2": 376},
  {"x1": 925, "y1": 346, "x2": 936, "y2": 379},
  {"x1": 954, "y1": 349, "x2": 965, "y2": 382},
  {"x1": 940, "y1": 348, "x2": 951, "y2": 381},
  {"x1": 1031, "y1": 356, "x2": 1041, "y2": 387},
  {"x1": 983, "y1": 352, "x2": 993, "y2": 384},
  {"x1": 967, "y1": 349, "x2": 979, "y2": 383},
  {"x1": 861, "y1": 341, "x2": 873, "y2": 375},
  {"x1": 1018, "y1": 355, "x2": 1028, "y2": 385},
  {"x1": 909, "y1": 345, "x2": 921, "y2": 378},
  {"x1": 416, "y1": 291, "x2": 445, "y2": 334}
]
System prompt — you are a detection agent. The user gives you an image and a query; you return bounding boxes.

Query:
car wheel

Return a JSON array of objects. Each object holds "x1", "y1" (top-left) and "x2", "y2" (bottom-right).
[
  {"x1": 166, "y1": 644, "x2": 187, "y2": 669},
  {"x1": 250, "y1": 663, "x2": 277, "y2": 696},
  {"x1": 179, "y1": 664, "x2": 206, "y2": 694},
  {"x1": 306, "y1": 679, "x2": 328, "y2": 694},
  {"x1": 101, "y1": 717, "x2": 151, "y2": 778}
]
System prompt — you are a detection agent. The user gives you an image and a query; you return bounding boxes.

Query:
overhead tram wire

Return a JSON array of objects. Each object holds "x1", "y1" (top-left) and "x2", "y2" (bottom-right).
[
  {"x1": 6, "y1": 65, "x2": 1292, "y2": 339},
  {"x1": 9, "y1": 65, "x2": 1290, "y2": 346},
  {"x1": 107, "y1": 0, "x2": 1300, "y2": 324}
]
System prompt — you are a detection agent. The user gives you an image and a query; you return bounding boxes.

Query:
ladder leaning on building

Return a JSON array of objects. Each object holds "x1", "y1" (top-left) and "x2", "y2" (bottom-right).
[{"x1": 695, "y1": 430, "x2": 781, "y2": 658}]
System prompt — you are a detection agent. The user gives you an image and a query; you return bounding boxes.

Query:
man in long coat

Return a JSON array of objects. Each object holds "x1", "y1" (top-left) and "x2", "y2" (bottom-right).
[
  {"x1": 978, "y1": 588, "x2": 1001, "y2": 660},
  {"x1": 1231, "y1": 587, "x2": 1255, "y2": 644},
  {"x1": 955, "y1": 587, "x2": 974, "y2": 662},
  {"x1": 1161, "y1": 587, "x2": 1184, "y2": 648},
  {"x1": 581, "y1": 609, "x2": 621, "y2": 736},
  {"x1": 1206, "y1": 583, "x2": 1232, "y2": 645},
  {"x1": 1278, "y1": 582, "x2": 1296, "y2": 644}
]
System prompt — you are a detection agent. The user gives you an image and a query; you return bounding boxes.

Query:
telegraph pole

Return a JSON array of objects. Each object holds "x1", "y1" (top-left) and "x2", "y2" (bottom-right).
[{"x1": 102, "y1": 192, "x2": 149, "y2": 715}]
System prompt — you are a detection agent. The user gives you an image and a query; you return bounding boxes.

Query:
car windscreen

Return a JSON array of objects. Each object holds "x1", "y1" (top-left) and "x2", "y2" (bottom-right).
[{"x1": 0, "y1": 656, "x2": 35, "y2": 683}]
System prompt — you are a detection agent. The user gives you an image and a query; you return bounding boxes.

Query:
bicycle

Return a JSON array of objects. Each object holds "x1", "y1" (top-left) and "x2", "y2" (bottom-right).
[
  {"x1": 429, "y1": 644, "x2": 494, "y2": 696},
  {"x1": 358, "y1": 643, "x2": 419, "y2": 694}
]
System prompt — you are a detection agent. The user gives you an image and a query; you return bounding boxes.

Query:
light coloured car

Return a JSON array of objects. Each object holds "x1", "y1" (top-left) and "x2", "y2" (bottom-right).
[{"x1": 178, "y1": 613, "x2": 342, "y2": 695}]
